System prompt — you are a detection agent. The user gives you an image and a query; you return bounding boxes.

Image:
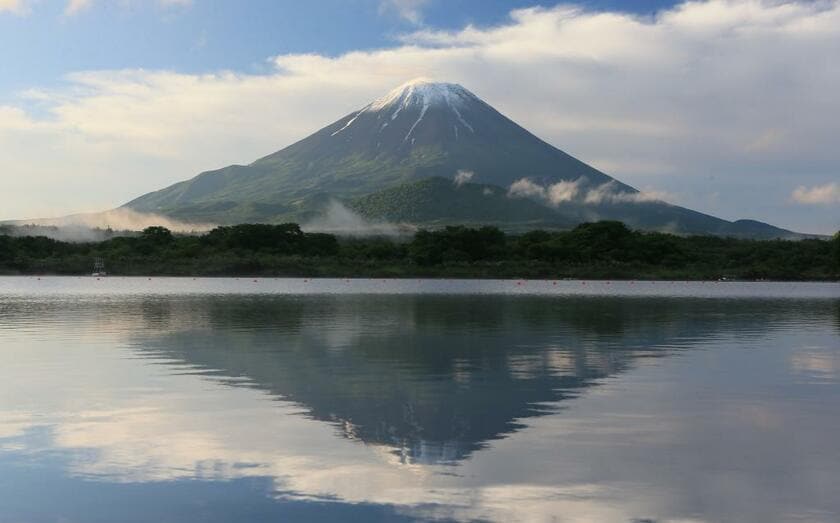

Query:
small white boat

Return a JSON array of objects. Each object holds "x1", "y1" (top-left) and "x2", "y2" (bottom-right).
[{"x1": 91, "y1": 258, "x2": 107, "y2": 277}]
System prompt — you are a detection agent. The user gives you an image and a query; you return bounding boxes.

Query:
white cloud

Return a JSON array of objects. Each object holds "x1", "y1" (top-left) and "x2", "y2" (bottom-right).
[
  {"x1": 509, "y1": 177, "x2": 584, "y2": 206},
  {"x1": 547, "y1": 179, "x2": 582, "y2": 204},
  {"x1": 583, "y1": 181, "x2": 673, "y2": 204},
  {"x1": 508, "y1": 178, "x2": 546, "y2": 199},
  {"x1": 791, "y1": 182, "x2": 840, "y2": 205},
  {"x1": 454, "y1": 169, "x2": 474, "y2": 187},
  {"x1": 0, "y1": 1, "x2": 839, "y2": 232},
  {"x1": 10, "y1": 207, "x2": 212, "y2": 234},
  {"x1": 301, "y1": 200, "x2": 407, "y2": 236},
  {"x1": 509, "y1": 178, "x2": 672, "y2": 207},
  {"x1": 379, "y1": 0, "x2": 430, "y2": 25}
]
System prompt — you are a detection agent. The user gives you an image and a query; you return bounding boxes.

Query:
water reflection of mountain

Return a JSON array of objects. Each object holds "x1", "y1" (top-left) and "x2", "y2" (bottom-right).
[{"x1": 123, "y1": 296, "x2": 831, "y2": 465}]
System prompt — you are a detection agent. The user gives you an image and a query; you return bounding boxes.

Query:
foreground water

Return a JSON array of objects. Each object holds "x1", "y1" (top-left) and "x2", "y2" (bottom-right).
[{"x1": 0, "y1": 277, "x2": 838, "y2": 523}]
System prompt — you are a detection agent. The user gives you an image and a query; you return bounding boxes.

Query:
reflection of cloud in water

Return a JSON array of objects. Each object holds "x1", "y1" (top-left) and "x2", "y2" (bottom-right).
[
  {"x1": 0, "y1": 294, "x2": 838, "y2": 522},
  {"x1": 790, "y1": 348, "x2": 839, "y2": 381}
]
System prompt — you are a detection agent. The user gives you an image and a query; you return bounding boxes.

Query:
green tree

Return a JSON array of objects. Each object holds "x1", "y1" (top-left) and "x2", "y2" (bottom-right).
[
  {"x1": 567, "y1": 221, "x2": 633, "y2": 262},
  {"x1": 141, "y1": 226, "x2": 174, "y2": 245}
]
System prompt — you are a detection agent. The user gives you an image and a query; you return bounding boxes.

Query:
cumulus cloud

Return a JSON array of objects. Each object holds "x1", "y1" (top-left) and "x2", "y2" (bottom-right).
[
  {"x1": 1, "y1": 1, "x2": 839, "y2": 232},
  {"x1": 508, "y1": 178, "x2": 547, "y2": 199},
  {"x1": 547, "y1": 179, "x2": 582, "y2": 204},
  {"x1": 508, "y1": 177, "x2": 582, "y2": 206},
  {"x1": 583, "y1": 181, "x2": 673, "y2": 204},
  {"x1": 453, "y1": 169, "x2": 474, "y2": 187},
  {"x1": 791, "y1": 182, "x2": 840, "y2": 205},
  {"x1": 509, "y1": 178, "x2": 671, "y2": 207},
  {"x1": 378, "y1": 0, "x2": 430, "y2": 24}
]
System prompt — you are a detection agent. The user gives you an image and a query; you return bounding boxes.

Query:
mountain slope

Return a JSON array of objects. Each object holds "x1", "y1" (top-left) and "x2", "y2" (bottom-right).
[
  {"x1": 349, "y1": 177, "x2": 576, "y2": 229},
  {"x1": 125, "y1": 78, "x2": 803, "y2": 238},
  {"x1": 351, "y1": 177, "x2": 804, "y2": 238},
  {"x1": 125, "y1": 79, "x2": 628, "y2": 223}
]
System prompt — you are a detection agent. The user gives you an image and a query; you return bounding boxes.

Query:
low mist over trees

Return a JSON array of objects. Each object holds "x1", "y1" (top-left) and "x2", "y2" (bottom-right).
[{"x1": 0, "y1": 222, "x2": 837, "y2": 280}]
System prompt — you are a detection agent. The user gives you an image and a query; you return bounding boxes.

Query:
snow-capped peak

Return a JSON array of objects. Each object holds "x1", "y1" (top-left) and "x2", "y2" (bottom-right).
[
  {"x1": 367, "y1": 79, "x2": 477, "y2": 140},
  {"x1": 369, "y1": 78, "x2": 478, "y2": 113},
  {"x1": 331, "y1": 79, "x2": 479, "y2": 139}
]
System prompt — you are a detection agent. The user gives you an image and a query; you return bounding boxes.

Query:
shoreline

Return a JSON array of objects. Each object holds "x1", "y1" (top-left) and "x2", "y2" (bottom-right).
[
  {"x1": 3, "y1": 222, "x2": 837, "y2": 282},
  {"x1": 1, "y1": 274, "x2": 837, "y2": 283}
]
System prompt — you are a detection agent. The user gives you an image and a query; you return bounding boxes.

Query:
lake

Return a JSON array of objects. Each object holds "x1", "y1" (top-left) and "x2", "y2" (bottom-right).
[{"x1": 0, "y1": 277, "x2": 838, "y2": 522}]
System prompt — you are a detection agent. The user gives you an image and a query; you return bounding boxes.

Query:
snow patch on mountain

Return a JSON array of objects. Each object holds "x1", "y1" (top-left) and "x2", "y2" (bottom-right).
[
  {"x1": 369, "y1": 78, "x2": 478, "y2": 133},
  {"x1": 404, "y1": 99, "x2": 430, "y2": 142},
  {"x1": 331, "y1": 109, "x2": 365, "y2": 136}
]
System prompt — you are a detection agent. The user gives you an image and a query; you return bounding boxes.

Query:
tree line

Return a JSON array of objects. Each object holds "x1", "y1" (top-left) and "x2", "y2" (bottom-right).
[{"x1": 0, "y1": 221, "x2": 837, "y2": 280}]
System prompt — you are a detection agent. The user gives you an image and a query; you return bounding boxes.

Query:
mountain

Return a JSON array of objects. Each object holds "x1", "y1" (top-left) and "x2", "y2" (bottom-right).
[
  {"x1": 348, "y1": 177, "x2": 576, "y2": 230},
  {"x1": 125, "y1": 78, "x2": 802, "y2": 238}
]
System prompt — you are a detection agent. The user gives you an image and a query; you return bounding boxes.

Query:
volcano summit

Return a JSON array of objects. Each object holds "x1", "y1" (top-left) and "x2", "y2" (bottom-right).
[{"x1": 125, "y1": 79, "x2": 798, "y2": 238}]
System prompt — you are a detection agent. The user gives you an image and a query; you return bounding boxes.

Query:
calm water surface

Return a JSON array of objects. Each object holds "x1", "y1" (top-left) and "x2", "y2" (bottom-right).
[{"x1": 0, "y1": 277, "x2": 838, "y2": 522}]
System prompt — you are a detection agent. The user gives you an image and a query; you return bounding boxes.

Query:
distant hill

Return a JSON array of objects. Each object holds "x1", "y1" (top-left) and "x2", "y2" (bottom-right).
[{"x1": 124, "y1": 78, "x2": 807, "y2": 238}]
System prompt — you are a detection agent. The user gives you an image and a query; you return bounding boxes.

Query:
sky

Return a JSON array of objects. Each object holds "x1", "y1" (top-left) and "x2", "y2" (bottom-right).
[{"x1": 0, "y1": 0, "x2": 838, "y2": 234}]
